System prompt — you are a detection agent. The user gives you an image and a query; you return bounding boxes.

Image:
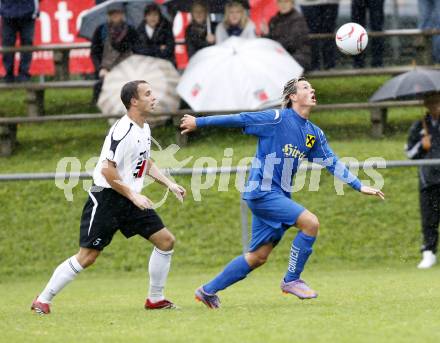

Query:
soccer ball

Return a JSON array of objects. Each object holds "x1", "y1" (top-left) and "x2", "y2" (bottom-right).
[{"x1": 335, "y1": 23, "x2": 368, "y2": 55}]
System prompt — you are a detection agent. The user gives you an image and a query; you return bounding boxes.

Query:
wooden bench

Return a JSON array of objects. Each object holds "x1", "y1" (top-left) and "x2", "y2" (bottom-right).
[
  {"x1": 0, "y1": 80, "x2": 96, "y2": 117},
  {"x1": 0, "y1": 113, "x2": 170, "y2": 156},
  {"x1": 171, "y1": 100, "x2": 424, "y2": 145},
  {"x1": 0, "y1": 99, "x2": 424, "y2": 156},
  {"x1": 0, "y1": 27, "x2": 439, "y2": 117},
  {"x1": 0, "y1": 65, "x2": 437, "y2": 118}
]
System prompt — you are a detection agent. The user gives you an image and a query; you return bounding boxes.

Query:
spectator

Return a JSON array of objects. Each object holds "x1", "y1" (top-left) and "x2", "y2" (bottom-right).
[
  {"x1": 0, "y1": 0, "x2": 39, "y2": 83},
  {"x1": 90, "y1": 4, "x2": 138, "y2": 103},
  {"x1": 351, "y1": 0, "x2": 385, "y2": 68},
  {"x1": 406, "y1": 94, "x2": 440, "y2": 269},
  {"x1": 418, "y1": 0, "x2": 440, "y2": 64},
  {"x1": 215, "y1": 0, "x2": 256, "y2": 44},
  {"x1": 264, "y1": 0, "x2": 311, "y2": 71},
  {"x1": 298, "y1": 0, "x2": 339, "y2": 70},
  {"x1": 185, "y1": 0, "x2": 216, "y2": 58},
  {"x1": 134, "y1": 3, "x2": 175, "y2": 65}
]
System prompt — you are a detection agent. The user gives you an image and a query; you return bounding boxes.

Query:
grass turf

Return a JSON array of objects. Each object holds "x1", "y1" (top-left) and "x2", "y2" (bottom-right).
[{"x1": 1, "y1": 264, "x2": 440, "y2": 343}]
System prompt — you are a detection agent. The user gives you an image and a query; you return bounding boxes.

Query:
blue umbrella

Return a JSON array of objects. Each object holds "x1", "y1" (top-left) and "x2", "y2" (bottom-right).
[
  {"x1": 370, "y1": 68, "x2": 440, "y2": 102},
  {"x1": 78, "y1": 0, "x2": 170, "y2": 40}
]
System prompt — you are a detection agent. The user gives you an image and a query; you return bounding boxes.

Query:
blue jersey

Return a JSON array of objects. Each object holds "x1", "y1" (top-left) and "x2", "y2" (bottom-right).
[{"x1": 196, "y1": 108, "x2": 362, "y2": 199}]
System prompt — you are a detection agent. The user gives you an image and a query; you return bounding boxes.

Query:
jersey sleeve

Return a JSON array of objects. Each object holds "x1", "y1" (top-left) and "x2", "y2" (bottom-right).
[
  {"x1": 307, "y1": 128, "x2": 362, "y2": 191},
  {"x1": 195, "y1": 109, "x2": 281, "y2": 137},
  {"x1": 195, "y1": 113, "x2": 246, "y2": 128},
  {"x1": 106, "y1": 120, "x2": 134, "y2": 166},
  {"x1": 241, "y1": 109, "x2": 281, "y2": 137}
]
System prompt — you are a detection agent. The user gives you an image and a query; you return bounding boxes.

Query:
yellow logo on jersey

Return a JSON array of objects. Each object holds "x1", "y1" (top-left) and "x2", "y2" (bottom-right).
[{"x1": 306, "y1": 134, "x2": 316, "y2": 148}]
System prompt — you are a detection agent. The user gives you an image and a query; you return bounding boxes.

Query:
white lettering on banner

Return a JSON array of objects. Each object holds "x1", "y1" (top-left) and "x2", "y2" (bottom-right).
[
  {"x1": 173, "y1": 12, "x2": 184, "y2": 37},
  {"x1": 38, "y1": 11, "x2": 52, "y2": 43},
  {"x1": 175, "y1": 45, "x2": 185, "y2": 54},
  {"x1": 70, "y1": 49, "x2": 91, "y2": 58},
  {"x1": 55, "y1": 1, "x2": 74, "y2": 42},
  {"x1": 32, "y1": 51, "x2": 54, "y2": 60}
]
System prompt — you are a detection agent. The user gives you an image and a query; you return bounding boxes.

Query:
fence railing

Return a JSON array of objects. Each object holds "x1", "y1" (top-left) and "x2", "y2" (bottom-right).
[
  {"x1": 1, "y1": 158, "x2": 440, "y2": 181},
  {"x1": 1, "y1": 29, "x2": 439, "y2": 54},
  {"x1": 0, "y1": 28, "x2": 439, "y2": 79}
]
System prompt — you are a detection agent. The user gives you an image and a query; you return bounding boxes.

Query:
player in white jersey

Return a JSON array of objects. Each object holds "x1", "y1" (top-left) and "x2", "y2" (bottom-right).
[{"x1": 31, "y1": 81, "x2": 186, "y2": 314}]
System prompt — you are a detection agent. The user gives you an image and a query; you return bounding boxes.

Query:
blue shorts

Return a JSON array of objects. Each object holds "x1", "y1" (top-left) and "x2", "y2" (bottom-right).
[{"x1": 245, "y1": 192, "x2": 305, "y2": 252}]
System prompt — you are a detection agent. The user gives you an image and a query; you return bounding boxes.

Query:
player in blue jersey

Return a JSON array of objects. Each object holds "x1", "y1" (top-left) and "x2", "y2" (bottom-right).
[{"x1": 180, "y1": 78, "x2": 384, "y2": 309}]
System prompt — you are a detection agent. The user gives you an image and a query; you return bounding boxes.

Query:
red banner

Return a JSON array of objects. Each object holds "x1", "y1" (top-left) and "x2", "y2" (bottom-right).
[
  {"x1": 0, "y1": 0, "x2": 279, "y2": 75},
  {"x1": 0, "y1": 0, "x2": 96, "y2": 76}
]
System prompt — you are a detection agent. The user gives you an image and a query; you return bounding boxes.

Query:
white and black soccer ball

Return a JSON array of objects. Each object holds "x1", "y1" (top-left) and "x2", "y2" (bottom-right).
[{"x1": 335, "y1": 23, "x2": 368, "y2": 56}]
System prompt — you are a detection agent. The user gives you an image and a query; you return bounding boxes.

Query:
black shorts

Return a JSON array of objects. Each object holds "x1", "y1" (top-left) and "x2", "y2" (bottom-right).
[{"x1": 79, "y1": 186, "x2": 165, "y2": 250}]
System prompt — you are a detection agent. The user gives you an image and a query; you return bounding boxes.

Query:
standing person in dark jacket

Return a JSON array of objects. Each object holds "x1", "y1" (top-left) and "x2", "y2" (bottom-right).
[
  {"x1": 298, "y1": 0, "x2": 339, "y2": 70},
  {"x1": 351, "y1": 0, "x2": 385, "y2": 68},
  {"x1": 185, "y1": 1, "x2": 216, "y2": 59},
  {"x1": 134, "y1": 3, "x2": 175, "y2": 65},
  {"x1": 406, "y1": 94, "x2": 440, "y2": 269},
  {"x1": 263, "y1": 0, "x2": 311, "y2": 71},
  {"x1": 0, "y1": 0, "x2": 39, "y2": 82},
  {"x1": 90, "y1": 4, "x2": 138, "y2": 103}
]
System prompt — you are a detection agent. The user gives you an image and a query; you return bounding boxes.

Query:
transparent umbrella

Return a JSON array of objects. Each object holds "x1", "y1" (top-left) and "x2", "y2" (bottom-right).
[{"x1": 177, "y1": 37, "x2": 303, "y2": 111}]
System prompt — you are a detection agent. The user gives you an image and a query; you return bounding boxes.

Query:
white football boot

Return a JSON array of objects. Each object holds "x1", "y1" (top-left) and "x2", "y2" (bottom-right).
[{"x1": 417, "y1": 251, "x2": 437, "y2": 269}]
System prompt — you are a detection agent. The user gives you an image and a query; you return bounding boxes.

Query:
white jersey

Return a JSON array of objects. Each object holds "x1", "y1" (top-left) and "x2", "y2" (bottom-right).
[{"x1": 93, "y1": 115, "x2": 151, "y2": 194}]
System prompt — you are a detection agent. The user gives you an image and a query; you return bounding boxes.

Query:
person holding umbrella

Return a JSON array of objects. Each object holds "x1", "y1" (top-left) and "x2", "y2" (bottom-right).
[
  {"x1": 90, "y1": 3, "x2": 138, "y2": 103},
  {"x1": 406, "y1": 94, "x2": 440, "y2": 269},
  {"x1": 185, "y1": 0, "x2": 216, "y2": 58}
]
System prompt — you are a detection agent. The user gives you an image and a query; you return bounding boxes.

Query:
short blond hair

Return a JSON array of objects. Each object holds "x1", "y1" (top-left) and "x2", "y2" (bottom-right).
[{"x1": 223, "y1": 1, "x2": 249, "y2": 30}]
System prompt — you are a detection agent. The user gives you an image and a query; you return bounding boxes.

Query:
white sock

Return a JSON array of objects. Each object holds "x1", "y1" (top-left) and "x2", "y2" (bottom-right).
[
  {"x1": 37, "y1": 256, "x2": 84, "y2": 304},
  {"x1": 148, "y1": 247, "x2": 173, "y2": 303}
]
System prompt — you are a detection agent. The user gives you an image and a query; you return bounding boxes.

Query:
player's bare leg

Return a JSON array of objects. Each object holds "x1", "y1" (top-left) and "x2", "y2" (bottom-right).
[{"x1": 245, "y1": 243, "x2": 274, "y2": 268}]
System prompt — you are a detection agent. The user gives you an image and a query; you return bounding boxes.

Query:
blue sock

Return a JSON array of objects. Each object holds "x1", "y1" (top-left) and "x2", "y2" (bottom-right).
[
  {"x1": 203, "y1": 255, "x2": 252, "y2": 294},
  {"x1": 284, "y1": 231, "x2": 316, "y2": 282}
]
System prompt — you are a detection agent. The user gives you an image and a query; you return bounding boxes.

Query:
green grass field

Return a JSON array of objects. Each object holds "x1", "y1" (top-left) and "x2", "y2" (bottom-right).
[
  {"x1": 0, "y1": 76, "x2": 437, "y2": 342},
  {"x1": 2, "y1": 264, "x2": 440, "y2": 343}
]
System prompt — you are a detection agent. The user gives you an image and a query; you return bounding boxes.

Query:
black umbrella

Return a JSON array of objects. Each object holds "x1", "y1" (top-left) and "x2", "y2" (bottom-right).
[
  {"x1": 164, "y1": 0, "x2": 249, "y2": 13},
  {"x1": 78, "y1": 0, "x2": 170, "y2": 40},
  {"x1": 370, "y1": 68, "x2": 440, "y2": 102}
]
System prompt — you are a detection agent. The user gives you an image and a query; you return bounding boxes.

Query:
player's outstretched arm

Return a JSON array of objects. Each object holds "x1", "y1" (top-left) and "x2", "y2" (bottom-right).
[
  {"x1": 360, "y1": 185, "x2": 385, "y2": 200},
  {"x1": 146, "y1": 160, "x2": 186, "y2": 202},
  {"x1": 180, "y1": 113, "x2": 246, "y2": 135}
]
